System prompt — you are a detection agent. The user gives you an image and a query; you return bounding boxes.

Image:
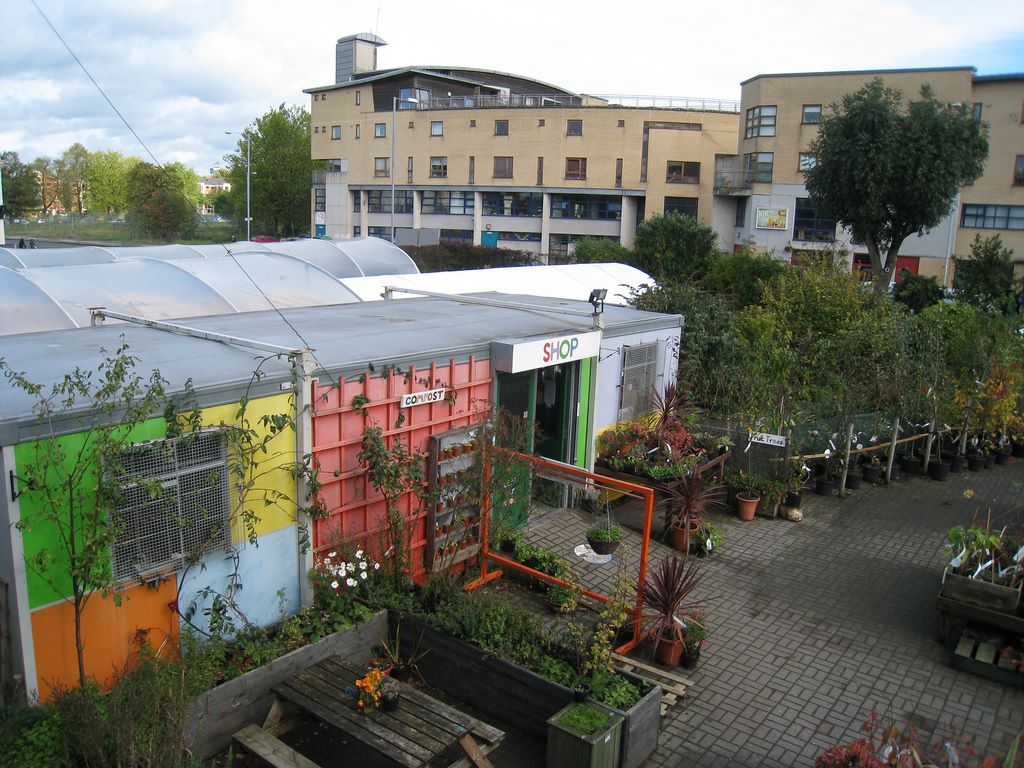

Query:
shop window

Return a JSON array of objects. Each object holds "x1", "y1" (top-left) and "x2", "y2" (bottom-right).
[
  {"x1": 422, "y1": 190, "x2": 475, "y2": 215},
  {"x1": 110, "y1": 431, "x2": 230, "y2": 583},
  {"x1": 618, "y1": 343, "x2": 660, "y2": 422},
  {"x1": 565, "y1": 158, "x2": 587, "y2": 180},
  {"x1": 666, "y1": 161, "x2": 700, "y2": 184},
  {"x1": 793, "y1": 198, "x2": 835, "y2": 241},
  {"x1": 482, "y1": 192, "x2": 542, "y2": 217},
  {"x1": 745, "y1": 105, "x2": 777, "y2": 138}
]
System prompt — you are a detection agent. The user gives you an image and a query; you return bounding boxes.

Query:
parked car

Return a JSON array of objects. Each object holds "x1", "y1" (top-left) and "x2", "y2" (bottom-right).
[{"x1": 252, "y1": 235, "x2": 280, "y2": 243}]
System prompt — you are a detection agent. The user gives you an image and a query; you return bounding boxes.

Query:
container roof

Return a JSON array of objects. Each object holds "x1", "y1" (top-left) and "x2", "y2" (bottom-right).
[{"x1": 0, "y1": 293, "x2": 680, "y2": 439}]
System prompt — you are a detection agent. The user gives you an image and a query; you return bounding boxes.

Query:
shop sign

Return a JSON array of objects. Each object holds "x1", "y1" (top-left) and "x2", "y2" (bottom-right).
[
  {"x1": 399, "y1": 388, "x2": 447, "y2": 408},
  {"x1": 492, "y1": 330, "x2": 602, "y2": 373},
  {"x1": 755, "y1": 207, "x2": 788, "y2": 230}
]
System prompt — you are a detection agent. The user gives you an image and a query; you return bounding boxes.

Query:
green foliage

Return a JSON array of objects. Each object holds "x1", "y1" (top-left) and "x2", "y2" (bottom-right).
[
  {"x1": 404, "y1": 242, "x2": 539, "y2": 272},
  {"x1": 55, "y1": 143, "x2": 89, "y2": 216},
  {"x1": 536, "y1": 655, "x2": 576, "y2": 686},
  {"x1": 633, "y1": 213, "x2": 720, "y2": 282},
  {"x1": 892, "y1": 271, "x2": 945, "y2": 313},
  {"x1": 954, "y1": 234, "x2": 1020, "y2": 315},
  {"x1": 702, "y1": 249, "x2": 786, "y2": 309},
  {"x1": 572, "y1": 237, "x2": 636, "y2": 265},
  {"x1": 84, "y1": 150, "x2": 140, "y2": 215},
  {"x1": 1, "y1": 151, "x2": 42, "y2": 218},
  {"x1": 0, "y1": 704, "x2": 68, "y2": 768},
  {"x1": 226, "y1": 105, "x2": 322, "y2": 237},
  {"x1": 591, "y1": 672, "x2": 642, "y2": 710},
  {"x1": 557, "y1": 703, "x2": 610, "y2": 735},
  {"x1": 126, "y1": 161, "x2": 199, "y2": 240},
  {"x1": 806, "y1": 78, "x2": 988, "y2": 293}
]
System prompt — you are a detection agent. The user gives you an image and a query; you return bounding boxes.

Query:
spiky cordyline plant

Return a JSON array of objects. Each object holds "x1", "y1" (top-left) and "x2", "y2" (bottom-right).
[{"x1": 642, "y1": 554, "x2": 702, "y2": 643}]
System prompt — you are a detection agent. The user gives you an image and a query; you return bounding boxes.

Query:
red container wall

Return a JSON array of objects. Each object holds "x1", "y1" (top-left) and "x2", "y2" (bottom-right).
[{"x1": 311, "y1": 357, "x2": 491, "y2": 578}]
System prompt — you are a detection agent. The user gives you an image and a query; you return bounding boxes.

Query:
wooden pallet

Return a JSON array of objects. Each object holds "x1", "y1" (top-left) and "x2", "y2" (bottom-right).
[{"x1": 612, "y1": 653, "x2": 694, "y2": 717}]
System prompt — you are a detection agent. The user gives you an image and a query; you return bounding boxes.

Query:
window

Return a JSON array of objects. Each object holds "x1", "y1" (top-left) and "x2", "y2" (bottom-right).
[
  {"x1": 493, "y1": 156, "x2": 513, "y2": 178},
  {"x1": 537, "y1": 157, "x2": 543, "y2": 185},
  {"x1": 735, "y1": 199, "x2": 746, "y2": 228},
  {"x1": 615, "y1": 158, "x2": 623, "y2": 188},
  {"x1": 802, "y1": 105, "x2": 822, "y2": 124},
  {"x1": 399, "y1": 87, "x2": 430, "y2": 107},
  {"x1": 565, "y1": 158, "x2": 587, "y2": 180},
  {"x1": 494, "y1": 119, "x2": 509, "y2": 136},
  {"x1": 314, "y1": 188, "x2": 325, "y2": 213},
  {"x1": 110, "y1": 431, "x2": 230, "y2": 582},
  {"x1": 366, "y1": 190, "x2": 413, "y2": 213},
  {"x1": 664, "y1": 197, "x2": 698, "y2": 218},
  {"x1": 742, "y1": 152, "x2": 774, "y2": 183},
  {"x1": 973, "y1": 103, "x2": 983, "y2": 123},
  {"x1": 368, "y1": 226, "x2": 388, "y2": 240},
  {"x1": 407, "y1": 156, "x2": 413, "y2": 184},
  {"x1": 538, "y1": 119, "x2": 545, "y2": 127},
  {"x1": 961, "y1": 204, "x2": 1024, "y2": 230},
  {"x1": 408, "y1": 121, "x2": 415, "y2": 130},
  {"x1": 793, "y1": 198, "x2": 835, "y2": 241},
  {"x1": 481, "y1": 192, "x2": 543, "y2": 217},
  {"x1": 469, "y1": 156, "x2": 475, "y2": 184},
  {"x1": 321, "y1": 94, "x2": 326, "y2": 101},
  {"x1": 744, "y1": 105, "x2": 777, "y2": 138},
  {"x1": 352, "y1": 192, "x2": 361, "y2": 212},
  {"x1": 469, "y1": 119, "x2": 476, "y2": 128},
  {"x1": 618, "y1": 343, "x2": 660, "y2": 422},
  {"x1": 618, "y1": 120, "x2": 625, "y2": 128},
  {"x1": 313, "y1": 94, "x2": 319, "y2": 102},
  {"x1": 331, "y1": 125, "x2": 341, "y2": 140},
  {"x1": 374, "y1": 123, "x2": 386, "y2": 138},
  {"x1": 440, "y1": 229, "x2": 473, "y2": 244},
  {"x1": 798, "y1": 153, "x2": 816, "y2": 172},
  {"x1": 355, "y1": 124, "x2": 361, "y2": 139},
  {"x1": 374, "y1": 157, "x2": 389, "y2": 177},
  {"x1": 355, "y1": 91, "x2": 361, "y2": 106},
  {"x1": 422, "y1": 190, "x2": 475, "y2": 215},
  {"x1": 567, "y1": 119, "x2": 583, "y2": 136},
  {"x1": 550, "y1": 194, "x2": 621, "y2": 220},
  {"x1": 497, "y1": 231, "x2": 541, "y2": 242},
  {"x1": 328, "y1": 160, "x2": 344, "y2": 172},
  {"x1": 666, "y1": 161, "x2": 700, "y2": 184},
  {"x1": 1014, "y1": 155, "x2": 1024, "y2": 186},
  {"x1": 430, "y1": 156, "x2": 448, "y2": 178},
  {"x1": 353, "y1": 226, "x2": 361, "y2": 236},
  {"x1": 431, "y1": 121, "x2": 444, "y2": 136}
]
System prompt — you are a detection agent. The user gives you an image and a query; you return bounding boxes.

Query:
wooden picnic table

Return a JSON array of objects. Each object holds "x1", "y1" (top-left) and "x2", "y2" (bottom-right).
[{"x1": 270, "y1": 655, "x2": 504, "y2": 768}]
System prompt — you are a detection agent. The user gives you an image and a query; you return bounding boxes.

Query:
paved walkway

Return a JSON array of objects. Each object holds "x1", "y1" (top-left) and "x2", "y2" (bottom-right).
[{"x1": 515, "y1": 460, "x2": 1024, "y2": 767}]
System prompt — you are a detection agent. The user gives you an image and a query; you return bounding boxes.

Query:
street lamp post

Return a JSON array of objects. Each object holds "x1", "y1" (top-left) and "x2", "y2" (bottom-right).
[
  {"x1": 225, "y1": 131, "x2": 252, "y2": 241},
  {"x1": 391, "y1": 96, "x2": 419, "y2": 243}
]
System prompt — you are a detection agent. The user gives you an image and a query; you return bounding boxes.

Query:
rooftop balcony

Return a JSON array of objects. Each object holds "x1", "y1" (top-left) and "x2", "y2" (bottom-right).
[{"x1": 394, "y1": 93, "x2": 739, "y2": 113}]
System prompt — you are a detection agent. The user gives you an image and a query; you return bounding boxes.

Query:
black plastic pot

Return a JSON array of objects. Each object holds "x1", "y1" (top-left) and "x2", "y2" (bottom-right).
[
  {"x1": 1013, "y1": 442, "x2": 1024, "y2": 458},
  {"x1": 815, "y1": 477, "x2": 835, "y2": 496},
  {"x1": 985, "y1": 453, "x2": 996, "y2": 469},
  {"x1": 995, "y1": 450, "x2": 1010, "y2": 465},
  {"x1": 862, "y1": 465, "x2": 881, "y2": 484},
  {"x1": 967, "y1": 454, "x2": 986, "y2": 472},
  {"x1": 784, "y1": 490, "x2": 802, "y2": 508},
  {"x1": 572, "y1": 685, "x2": 591, "y2": 703},
  {"x1": 900, "y1": 456, "x2": 922, "y2": 475},
  {"x1": 587, "y1": 537, "x2": 621, "y2": 555},
  {"x1": 928, "y1": 461, "x2": 951, "y2": 481},
  {"x1": 945, "y1": 454, "x2": 966, "y2": 473},
  {"x1": 844, "y1": 473, "x2": 862, "y2": 490},
  {"x1": 680, "y1": 649, "x2": 701, "y2": 670}
]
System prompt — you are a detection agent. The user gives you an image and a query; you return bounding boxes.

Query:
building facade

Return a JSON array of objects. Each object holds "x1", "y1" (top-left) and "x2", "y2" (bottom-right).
[{"x1": 307, "y1": 36, "x2": 1024, "y2": 280}]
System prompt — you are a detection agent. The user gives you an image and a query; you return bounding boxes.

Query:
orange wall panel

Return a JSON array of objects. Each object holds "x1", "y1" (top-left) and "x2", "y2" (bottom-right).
[{"x1": 31, "y1": 578, "x2": 180, "y2": 701}]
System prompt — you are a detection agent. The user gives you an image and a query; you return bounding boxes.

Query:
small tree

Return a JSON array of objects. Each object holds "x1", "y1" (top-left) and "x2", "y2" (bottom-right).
[
  {"x1": 633, "y1": 213, "x2": 720, "y2": 282},
  {"x1": 806, "y1": 79, "x2": 988, "y2": 294},
  {"x1": 572, "y1": 237, "x2": 635, "y2": 265},
  {"x1": 892, "y1": 271, "x2": 944, "y2": 313},
  {"x1": 954, "y1": 234, "x2": 1019, "y2": 315},
  {"x1": 0, "y1": 341, "x2": 189, "y2": 689}
]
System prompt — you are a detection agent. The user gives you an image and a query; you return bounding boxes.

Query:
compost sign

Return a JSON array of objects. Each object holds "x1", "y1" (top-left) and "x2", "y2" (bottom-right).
[{"x1": 400, "y1": 388, "x2": 447, "y2": 408}]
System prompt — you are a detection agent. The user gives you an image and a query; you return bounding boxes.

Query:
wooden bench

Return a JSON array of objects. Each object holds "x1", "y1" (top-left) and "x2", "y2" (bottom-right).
[{"x1": 232, "y1": 723, "x2": 320, "y2": 768}]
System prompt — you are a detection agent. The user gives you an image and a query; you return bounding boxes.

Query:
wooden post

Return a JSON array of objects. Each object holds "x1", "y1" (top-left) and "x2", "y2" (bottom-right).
[
  {"x1": 839, "y1": 422, "x2": 854, "y2": 498},
  {"x1": 885, "y1": 416, "x2": 900, "y2": 484}
]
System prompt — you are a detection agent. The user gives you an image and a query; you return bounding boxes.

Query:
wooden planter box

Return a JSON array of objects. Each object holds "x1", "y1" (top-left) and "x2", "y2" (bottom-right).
[
  {"x1": 547, "y1": 703, "x2": 623, "y2": 768},
  {"x1": 394, "y1": 612, "x2": 571, "y2": 738},
  {"x1": 185, "y1": 610, "x2": 388, "y2": 759},
  {"x1": 595, "y1": 673, "x2": 661, "y2": 768},
  {"x1": 594, "y1": 451, "x2": 731, "y2": 492},
  {"x1": 940, "y1": 570, "x2": 1023, "y2": 615}
]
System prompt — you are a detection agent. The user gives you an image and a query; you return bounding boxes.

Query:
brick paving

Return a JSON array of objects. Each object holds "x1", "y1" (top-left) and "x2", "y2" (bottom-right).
[{"x1": 504, "y1": 460, "x2": 1024, "y2": 767}]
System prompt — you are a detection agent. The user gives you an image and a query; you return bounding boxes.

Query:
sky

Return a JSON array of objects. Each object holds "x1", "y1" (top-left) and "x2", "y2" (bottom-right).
[{"x1": 2, "y1": 0, "x2": 1023, "y2": 176}]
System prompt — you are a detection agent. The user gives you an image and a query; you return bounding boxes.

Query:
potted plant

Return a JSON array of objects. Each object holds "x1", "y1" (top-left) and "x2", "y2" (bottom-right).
[
  {"x1": 681, "y1": 610, "x2": 708, "y2": 669},
  {"x1": 733, "y1": 469, "x2": 763, "y2": 520},
  {"x1": 546, "y1": 702, "x2": 624, "y2": 768},
  {"x1": 641, "y1": 554, "x2": 702, "y2": 667},
  {"x1": 785, "y1": 461, "x2": 810, "y2": 508},
  {"x1": 659, "y1": 472, "x2": 725, "y2": 552},
  {"x1": 861, "y1": 452, "x2": 883, "y2": 483},
  {"x1": 586, "y1": 503, "x2": 623, "y2": 555},
  {"x1": 380, "y1": 676, "x2": 400, "y2": 711},
  {"x1": 693, "y1": 521, "x2": 723, "y2": 558}
]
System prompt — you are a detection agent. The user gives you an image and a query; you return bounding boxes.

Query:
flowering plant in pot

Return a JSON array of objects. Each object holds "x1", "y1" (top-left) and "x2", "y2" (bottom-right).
[
  {"x1": 641, "y1": 554, "x2": 702, "y2": 667},
  {"x1": 659, "y1": 472, "x2": 726, "y2": 552},
  {"x1": 586, "y1": 502, "x2": 623, "y2": 555}
]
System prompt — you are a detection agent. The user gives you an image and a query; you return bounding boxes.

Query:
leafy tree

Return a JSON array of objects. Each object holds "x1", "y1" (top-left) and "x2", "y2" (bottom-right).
[
  {"x1": 226, "y1": 104, "x2": 324, "y2": 238},
  {"x1": 55, "y1": 143, "x2": 90, "y2": 216},
  {"x1": 30, "y1": 156, "x2": 60, "y2": 215},
  {"x1": 126, "y1": 161, "x2": 198, "y2": 240},
  {"x1": 633, "y1": 213, "x2": 720, "y2": 282},
  {"x1": 954, "y1": 234, "x2": 1019, "y2": 314},
  {"x1": 1, "y1": 151, "x2": 41, "y2": 218},
  {"x1": 207, "y1": 189, "x2": 234, "y2": 216},
  {"x1": 702, "y1": 248, "x2": 786, "y2": 309},
  {"x1": 572, "y1": 237, "x2": 635, "y2": 265},
  {"x1": 892, "y1": 271, "x2": 945, "y2": 313},
  {"x1": 805, "y1": 79, "x2": 988, "y2": 294},
  {"x1": 85, "y1": 150, "x2": 139, "y2": 216}
]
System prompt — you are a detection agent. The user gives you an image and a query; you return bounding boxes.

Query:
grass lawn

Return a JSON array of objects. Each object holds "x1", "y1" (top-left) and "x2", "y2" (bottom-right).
[{"x1": 5, "y1": 220, "x2": 240, "y2": 245}]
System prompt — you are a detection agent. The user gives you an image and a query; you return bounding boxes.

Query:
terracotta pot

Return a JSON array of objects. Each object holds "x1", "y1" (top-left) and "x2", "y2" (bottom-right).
[
  {"x1": 654, "y1": 635, "x2": 684, "y2": 667},
  {"x1": 669, "y1": 518, "x2": 700, "y2": 551},
  {"x1": 735, "y1": 494, "x2": 759, "y2": 521}
]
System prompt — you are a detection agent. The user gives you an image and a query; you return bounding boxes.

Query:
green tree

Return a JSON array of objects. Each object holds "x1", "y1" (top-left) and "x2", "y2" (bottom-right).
[
  {"x1": 126, "y1": 161, "x2": 198, "y2": 240},
  {"x1": 954, "y1": 234, "x2": 1019, "y2": 314},
  {"x1": 892, "y1": 271, "x2": 945, "y2": 313},
  {"x1": 633, "y1": 213, "x2": 720, "y2": 282},
  {"x1": 572, "y1": 237, "x2": 635, "y2": 265},
  {"x1": 702, "y1": 248, "x2": 786, "y2": 309},
  {"x1": 85, "y1": 150, "x2": 139, "y2": 215},
  {"x1": 226, "y1": 104, "x2": 323, "y2": 238},
  {"x1": 1, "y1": 151, "x2": 42, "y2": 219},
  {"x1": 30, "y1": 156, "x2": 60, "y2": 215},
  {"x1": 207, "y1": 189, "x2": 234, "y2": 216},
  {"x1": 55, "y1": 143, "x2": 90, "y2": 216},
  {"x1": 805, "y1": 79, "x2": 988, "y2": 294}
]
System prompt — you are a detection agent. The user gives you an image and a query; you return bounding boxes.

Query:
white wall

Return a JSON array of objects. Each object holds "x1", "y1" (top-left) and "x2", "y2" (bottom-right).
[{"x1": 594, "y1": 326, "x2": 681, "y2": 433}]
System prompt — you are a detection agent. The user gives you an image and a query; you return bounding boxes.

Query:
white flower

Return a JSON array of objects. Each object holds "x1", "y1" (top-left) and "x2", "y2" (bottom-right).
[
  {"x1": 330, "y1": 580, "x2": 339, "y2": 589},
  {"x1": 346, "y1": 577, "x2": 357, "y2": 587},
  {"x1": 359, "y1": 561, "x2": 367, "y2": 570},
  {"x1": 373, "y1": 563, "x2": 380, "y2": 570},
  {"x1": 360, "y1": 571, "x2": 367, "y2": 580},
  {"x1": 355, "y1": 549, "x2": 364, "y2": 559},
  {"x1": 328, "y1": 551, "x2": 337, "y2": 558}
]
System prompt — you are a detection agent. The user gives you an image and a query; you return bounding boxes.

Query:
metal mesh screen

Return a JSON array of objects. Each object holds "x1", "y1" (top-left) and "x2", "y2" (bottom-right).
[
  {"x1": 618, "y1": 342, "x2": 659, "y2": 422},
  {"x1": 110, "y1": 431, "x2": 231, "y2": 582}
]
